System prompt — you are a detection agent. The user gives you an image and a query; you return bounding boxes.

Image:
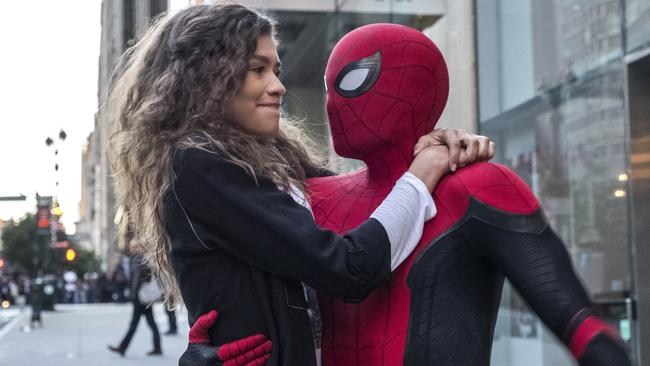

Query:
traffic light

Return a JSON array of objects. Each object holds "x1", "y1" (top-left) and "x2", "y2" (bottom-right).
[
  {"x1": 36, "y1": 207, "x2": 50, "y2": 230},
  {"x1": 0, "y1": 258, "x2": 5, "y2": 269},
  {"x1": 65, "y1": 248, "x2": 77, "y2": 262},
  {"x1": 36, "y1": 195, "x2": 52, "y2": 235}
]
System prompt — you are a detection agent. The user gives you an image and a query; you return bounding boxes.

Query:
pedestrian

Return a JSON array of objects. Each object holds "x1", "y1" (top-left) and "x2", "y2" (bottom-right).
[
  {"x1": 108, "y1": 238, "x2": 162, "y2": 356},
  {"x1": 164, "y1": 306, "x2": 177, "y2": 335},
  {"x1": 16, "y1": 274, "x2": 30, "y2": 309},
  {"x1": 96, "y1": 272, "x2": 112, "y2": 303},
  {"x1": 110, "y1": 265, "x2": 128, "y2": 302},
  {"x1": 0, "y1": 274, "x2": 13, "y2": 305},
  {"x1": 62, "y1": 270, "x2": 77, "y2": 303},
  {"x1": 108, "y1": 4, "x2": 488, "y2": 365},
  {"x1": 29, "y1": 276, "x2": 44, "y2": 328}
]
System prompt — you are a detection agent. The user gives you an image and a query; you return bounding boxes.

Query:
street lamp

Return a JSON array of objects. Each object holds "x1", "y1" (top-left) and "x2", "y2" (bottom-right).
[
  {"x1": 45, "y1": 129, "x2": 67, "y2": 187},
  {"x1": 41, "y1": 130, "x2": 67, "y2": 278}
]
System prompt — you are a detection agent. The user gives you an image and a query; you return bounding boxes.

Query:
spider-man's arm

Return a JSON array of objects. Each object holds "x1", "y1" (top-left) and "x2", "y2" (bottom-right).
[
  {"x1": 447, "y1": 162, "x2": 630, "y2": 365},
  {"x1": 179, "y1": 310, "x2": 272, "y2": 366}
]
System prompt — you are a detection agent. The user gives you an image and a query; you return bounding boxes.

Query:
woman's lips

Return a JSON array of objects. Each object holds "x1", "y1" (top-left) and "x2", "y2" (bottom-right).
[{"x1": 257, "y1": 103, "x2": 280, "y2": 108}]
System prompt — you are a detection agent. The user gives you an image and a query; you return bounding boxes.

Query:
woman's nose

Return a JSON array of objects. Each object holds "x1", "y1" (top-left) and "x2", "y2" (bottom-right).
[{"x1": 268, "y1": 74, "x2": 286, "y2": 96}]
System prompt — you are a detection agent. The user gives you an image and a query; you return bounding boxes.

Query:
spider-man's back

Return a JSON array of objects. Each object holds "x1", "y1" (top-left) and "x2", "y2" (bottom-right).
[{"x1": 308, "y1": 162, "x2": 534, "y2": 365}]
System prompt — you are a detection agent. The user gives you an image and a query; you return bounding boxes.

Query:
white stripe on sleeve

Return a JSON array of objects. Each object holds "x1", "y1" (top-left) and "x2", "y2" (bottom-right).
[{"x1": 370, "y1": 172, "x2": 436, "y2": 271}]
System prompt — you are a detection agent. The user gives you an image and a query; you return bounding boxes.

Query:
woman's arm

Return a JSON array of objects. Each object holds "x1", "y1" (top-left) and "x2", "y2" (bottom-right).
[
  {"x1": 172, "y1": 148, "x2": 393, "y2": 301},
  {"x1": 171, "y1": 141, "x2": 482, "y2": 300}
]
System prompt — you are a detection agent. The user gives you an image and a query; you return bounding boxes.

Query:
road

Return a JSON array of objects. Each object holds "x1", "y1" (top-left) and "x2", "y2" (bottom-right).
[{"x1": 0, "y1": 303, "x2": 190, "y2": 366}]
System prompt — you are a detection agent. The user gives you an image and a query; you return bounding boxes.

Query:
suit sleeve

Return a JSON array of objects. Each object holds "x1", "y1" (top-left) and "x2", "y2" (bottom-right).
[{"x1": 172, "y1": 148, "x2": 391, "y2": 301}]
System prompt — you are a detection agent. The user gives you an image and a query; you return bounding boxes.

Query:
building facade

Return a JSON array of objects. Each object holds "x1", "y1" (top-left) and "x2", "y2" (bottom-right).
[
  {"x1": 0, "y1": 219, "x2": 6, "y2": 251},
  {"x1": 79, "y1": 0, "x2": 167, "y2": 272},
  {"x1": 476, "y1": 0, "x2": 650, "y2": 364},
  {"x1": 75, "y1": 130, "x2": 99, "y2": 254}
]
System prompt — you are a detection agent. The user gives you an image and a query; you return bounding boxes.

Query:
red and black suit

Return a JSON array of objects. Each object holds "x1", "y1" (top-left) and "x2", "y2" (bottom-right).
[{"x1": 309, "y1": 23, "x2": 630, "y2": 366}]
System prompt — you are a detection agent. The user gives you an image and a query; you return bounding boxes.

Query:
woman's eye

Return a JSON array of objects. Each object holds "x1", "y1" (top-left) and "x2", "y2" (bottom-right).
[{"x1": 250, "y1": 67, "x2": 264, "y2": 74}]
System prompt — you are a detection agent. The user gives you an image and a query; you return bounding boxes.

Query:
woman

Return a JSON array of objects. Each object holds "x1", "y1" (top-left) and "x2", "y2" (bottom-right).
[{"x1": 108, "y1": 4, "x2": 490, "y2": 365}]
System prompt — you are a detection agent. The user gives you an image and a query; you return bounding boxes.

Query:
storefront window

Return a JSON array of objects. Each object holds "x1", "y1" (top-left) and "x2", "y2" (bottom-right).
[
  {"x1": 477, "y1": 1, "x2": 631, "y2": 364},
  {"x1": 625, "y1": 0, "x2": 650, "y2": 53}
]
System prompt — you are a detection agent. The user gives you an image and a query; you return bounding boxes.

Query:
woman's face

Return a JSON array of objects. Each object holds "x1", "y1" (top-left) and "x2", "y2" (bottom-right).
[{"x1": 226, "y1": 35, "x2": 286, "y2": 137}]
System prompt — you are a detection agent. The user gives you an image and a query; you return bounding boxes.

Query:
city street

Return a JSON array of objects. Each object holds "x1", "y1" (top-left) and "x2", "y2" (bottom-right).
[{"x1": 0, "y1": 303, "x2": 190, "y2": 366}]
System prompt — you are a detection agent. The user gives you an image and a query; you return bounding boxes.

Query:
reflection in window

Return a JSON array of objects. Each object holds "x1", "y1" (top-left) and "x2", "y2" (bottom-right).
[
  {"x1": 477, "y1": 1, "x2": 630, "y2": 365},
  {"x1": 625, "y1": 0, "x2": 650, "y2": 53}
]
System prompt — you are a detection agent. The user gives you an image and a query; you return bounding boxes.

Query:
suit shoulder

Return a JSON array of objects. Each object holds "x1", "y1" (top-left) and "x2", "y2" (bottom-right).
[
  {"x1": 436, "y1": 162, "x2": 539, "y2": 215},
  {"x1": 307, "y1": 169, "x2": 366, "y2": 202}
]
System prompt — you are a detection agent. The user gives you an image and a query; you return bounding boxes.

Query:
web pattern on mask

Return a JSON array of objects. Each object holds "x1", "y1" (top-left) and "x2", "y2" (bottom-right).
[{"x1": 327, "y1": 39, "x2": 448, "y2": 166}]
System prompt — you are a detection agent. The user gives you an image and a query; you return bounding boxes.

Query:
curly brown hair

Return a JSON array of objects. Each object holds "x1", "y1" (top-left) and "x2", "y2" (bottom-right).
[{"x1": 108, "y1": 3, "x2": 322, "y2": 307}]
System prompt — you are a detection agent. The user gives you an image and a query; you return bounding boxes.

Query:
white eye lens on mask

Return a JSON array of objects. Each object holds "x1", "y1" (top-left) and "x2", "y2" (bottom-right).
[
  {"x1": 334, "y1": 51, "x2": 381, "y2": 98},
  {"x1": 338, "y1": 68, "x2": 370, "y2": 91}
]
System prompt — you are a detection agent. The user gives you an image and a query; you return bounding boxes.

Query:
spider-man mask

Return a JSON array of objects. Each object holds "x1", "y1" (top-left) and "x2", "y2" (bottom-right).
[{"x1": 325, "y1": 23, "x2": 449, "y2": 160}]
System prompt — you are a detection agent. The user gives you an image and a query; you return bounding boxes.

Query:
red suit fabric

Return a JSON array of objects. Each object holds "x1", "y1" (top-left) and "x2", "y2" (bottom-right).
[
  {"x1": 180, "y1": 310, "x2": 272, "y2": 366},
  {"x1": 307, "y1": 23, "x2": 629, "y2": 365}
]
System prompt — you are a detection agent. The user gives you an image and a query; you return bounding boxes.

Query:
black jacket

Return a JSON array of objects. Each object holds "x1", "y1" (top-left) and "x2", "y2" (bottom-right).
[{"x1": 165, "y1": 148, "x2": 391, "y2": 366}]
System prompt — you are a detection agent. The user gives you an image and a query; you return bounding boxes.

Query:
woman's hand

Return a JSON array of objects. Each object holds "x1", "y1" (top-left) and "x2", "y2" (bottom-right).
[
  {"x1": 413, "y1": 128, "x2": 495, "y2": 172},
  {"x1": 408, "y1": 145, "x2": 450, "y2": 193}
]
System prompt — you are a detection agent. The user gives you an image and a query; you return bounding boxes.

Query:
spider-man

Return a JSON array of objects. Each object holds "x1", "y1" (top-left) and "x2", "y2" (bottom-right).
[{"x1": 183, "y1": 24, "x2": 631, "y2": 365}]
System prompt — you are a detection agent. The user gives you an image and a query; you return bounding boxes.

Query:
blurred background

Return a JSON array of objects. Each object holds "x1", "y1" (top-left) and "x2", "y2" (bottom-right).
[{"x1": 0, "y1": 0, "x2": 649, "y2": 365}]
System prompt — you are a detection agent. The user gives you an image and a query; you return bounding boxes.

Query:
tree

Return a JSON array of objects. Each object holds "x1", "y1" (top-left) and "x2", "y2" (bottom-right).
[
  {"x1": 1, "y1": 215, "x2": 100, "y2": 276},
  {"x1": 69, "y1": 247, "x2": 101, "y2": 276},
  {"x1": 1, "y1": 214, "x2": 39, "y2": 274}
]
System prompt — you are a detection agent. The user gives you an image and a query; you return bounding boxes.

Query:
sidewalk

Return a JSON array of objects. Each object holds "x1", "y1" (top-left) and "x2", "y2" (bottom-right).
[{"x1": 0, "y1": 303, "x2": 190, "y2": 366}]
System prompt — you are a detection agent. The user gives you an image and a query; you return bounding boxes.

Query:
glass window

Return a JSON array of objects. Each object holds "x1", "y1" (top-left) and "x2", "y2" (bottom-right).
[
  {"x1": 625, "y1": 0, "x2": 650, "y2": 53},
  {"x1": 123, "y1": 0, "x2": 134, "y2": 49},
  {"x1": 477, "y1": 1, "x2": 631, "y2": 364}
]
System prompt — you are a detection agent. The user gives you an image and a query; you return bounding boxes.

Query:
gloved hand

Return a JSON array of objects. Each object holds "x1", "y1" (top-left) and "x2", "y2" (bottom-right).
[{"x1": 179, "y1": 310, "x2": 272, "y2": 366}]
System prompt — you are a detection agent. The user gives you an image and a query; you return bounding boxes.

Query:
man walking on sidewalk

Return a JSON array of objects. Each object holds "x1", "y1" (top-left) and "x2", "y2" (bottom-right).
[{"x1": 108, "y1": 238, "x2": 162, "y2": 356}]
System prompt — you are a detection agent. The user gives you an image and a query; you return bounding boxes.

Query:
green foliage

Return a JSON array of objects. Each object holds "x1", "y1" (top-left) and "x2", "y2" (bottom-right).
[
  {"x1": 1, "y1": 214, "x2": 100, "y2": 276},
  {"x1": 1, "y1": 214, "x2": 39, "y2": 274}
]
